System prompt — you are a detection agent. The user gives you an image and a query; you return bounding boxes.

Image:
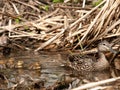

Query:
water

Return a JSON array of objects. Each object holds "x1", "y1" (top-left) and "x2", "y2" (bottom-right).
[{"x1": 0, "y1": 51, "x2": 112, "y2": 89}]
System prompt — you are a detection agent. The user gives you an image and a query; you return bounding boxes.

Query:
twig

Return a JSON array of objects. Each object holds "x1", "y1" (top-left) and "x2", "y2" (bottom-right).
[
  {"x1": 72, "y1": 77, "x2": 120, "y2": 90},
  {"x1": 34, "y1": 29, "x2": 65, "y2": 51},
  {"x1": 13, "y1": 0, "x2": 40, "y2": 12}
]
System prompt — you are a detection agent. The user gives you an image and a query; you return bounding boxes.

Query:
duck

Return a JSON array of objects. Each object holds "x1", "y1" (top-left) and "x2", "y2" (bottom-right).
[{"x1": 68, "y1": 41, "x2": 116, "y2": 72}]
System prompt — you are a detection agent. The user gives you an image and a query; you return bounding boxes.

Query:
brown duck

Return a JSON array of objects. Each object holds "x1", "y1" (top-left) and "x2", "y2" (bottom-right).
[{"x1": 68, "y1": 41, "x2": 116, "y2": 72}]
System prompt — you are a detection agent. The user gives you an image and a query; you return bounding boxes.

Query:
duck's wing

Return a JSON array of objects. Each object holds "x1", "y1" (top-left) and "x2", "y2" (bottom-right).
[
  {"x1": 68, "y1": 55, "x2": 94, "y2": 71},
  {"x1": 68, "y1": 55, "x2": 83, "y2": 64}
]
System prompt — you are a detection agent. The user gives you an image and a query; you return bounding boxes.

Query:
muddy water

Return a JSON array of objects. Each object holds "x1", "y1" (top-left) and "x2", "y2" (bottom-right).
[{"x1": 0, "y1": 51, "x2": 112, "y2": 89}]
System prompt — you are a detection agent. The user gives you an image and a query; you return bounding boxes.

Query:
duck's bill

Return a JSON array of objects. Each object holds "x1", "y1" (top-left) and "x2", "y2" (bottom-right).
[{"x1": 109, "y1": 47, "x2": 117, "y2": 54}]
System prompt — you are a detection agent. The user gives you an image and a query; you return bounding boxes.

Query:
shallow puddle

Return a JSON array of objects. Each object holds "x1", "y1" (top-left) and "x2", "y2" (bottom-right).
[{"x1": 0, "y1": 51, "x2": 114, "y2": 89}]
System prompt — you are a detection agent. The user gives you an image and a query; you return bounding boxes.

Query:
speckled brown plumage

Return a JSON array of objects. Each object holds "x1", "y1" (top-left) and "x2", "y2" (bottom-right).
[{"x1": 68, "y1": 41, "x2": 116, "y2": 72}]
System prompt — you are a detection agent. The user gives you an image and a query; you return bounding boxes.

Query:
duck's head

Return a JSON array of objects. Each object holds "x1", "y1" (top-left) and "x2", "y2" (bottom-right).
[{"x1": 98, "y1": 40, "x2": 116, "y2": 54}]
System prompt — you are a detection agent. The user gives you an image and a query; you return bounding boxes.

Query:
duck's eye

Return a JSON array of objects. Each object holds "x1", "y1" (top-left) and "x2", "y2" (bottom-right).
[{"x1": 102, "y1": 43, "x2": 106, "y2": 45}]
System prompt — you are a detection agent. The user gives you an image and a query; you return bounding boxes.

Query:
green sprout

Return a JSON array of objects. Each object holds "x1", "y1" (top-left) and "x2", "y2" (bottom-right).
[
  {"x1": 42, "y1": 5, "x2": 49, "y2": 11},
  {"x1": 92, "y1": 0, "x2": 103, "y2": 7},
  {"x1": 15, "y1": 17, "x2": 21, "y2": 24},
  {"x1": 52, "y1": 0, "x2": 64, "y2": 3}
]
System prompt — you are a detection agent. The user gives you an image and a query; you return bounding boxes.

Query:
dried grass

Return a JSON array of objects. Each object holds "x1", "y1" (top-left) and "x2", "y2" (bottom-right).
[{"x1": 0, "y1": 0, "x2": 120, "y2": 51}]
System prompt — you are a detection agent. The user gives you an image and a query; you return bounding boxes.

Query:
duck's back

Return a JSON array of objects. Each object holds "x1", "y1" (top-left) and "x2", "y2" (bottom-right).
[{"x1": 68, "y1": 55, "x2": 95, "y2": 72}]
